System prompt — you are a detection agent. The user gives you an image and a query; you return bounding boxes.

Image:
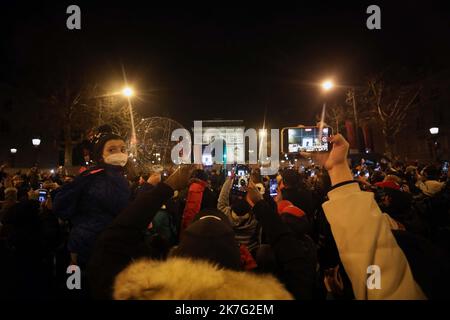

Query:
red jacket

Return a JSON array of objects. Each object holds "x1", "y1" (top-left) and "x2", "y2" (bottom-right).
[
  {"x1": 374, "y1": 180, "x2": 400, "y2": 190},
  {"x1": 182, "y1": 180, "x2": 208, "y2": 230},
  {"x1": 277, "y1": 200, "x2": 305, "y2": 218}
]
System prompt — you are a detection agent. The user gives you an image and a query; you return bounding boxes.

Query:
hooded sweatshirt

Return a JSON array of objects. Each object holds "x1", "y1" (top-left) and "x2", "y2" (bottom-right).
[{"x1": 217, "y1": 178, "x2": 259, "y2": 251}]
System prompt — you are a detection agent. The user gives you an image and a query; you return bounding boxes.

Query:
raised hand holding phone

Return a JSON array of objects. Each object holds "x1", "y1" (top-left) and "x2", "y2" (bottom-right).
[
  {"x1": 323, "y1": 135, "x2": 353, "y2": 186},
  {"x1": 302, "y1": 134, "x2": 352, "y2": 186}
]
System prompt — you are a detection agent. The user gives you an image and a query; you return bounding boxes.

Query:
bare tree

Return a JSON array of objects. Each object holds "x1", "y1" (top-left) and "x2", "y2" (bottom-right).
[
  {"x1": 323, "y1": 104, "x2": 349, "y2": 134},
  {"x1": 364, "y1": 76, "x2": 422, "y2": 157},
  {"x1": 46, "y1": 82, "x2": 98, "y2": 166},
  {"x1": 46, "y1": 83, "x2": 138, "y2": 166},
  {"x1": 94, "y1": 94, "x2": 137, "y2": 141}
]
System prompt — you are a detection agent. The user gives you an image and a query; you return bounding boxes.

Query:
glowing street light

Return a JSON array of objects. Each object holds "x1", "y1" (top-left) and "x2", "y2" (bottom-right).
[
  {"x1": 429, "y1": 127, "x2": 439, "y2": 135},
  {"x1": 429, "y1": 127, "x2": 440, "y2": 161},
  {"x1": 10, "y1": 148, "x2": 18, "y2": 168},
  {"x1": 32, "y1": 138, "x2": 41, "y2": 165},
  {"x1": 259, "y1": 130, "x2": 267, "y2": 138},
  {"x1": 122, "y1": 87, "x2": 134, "y2": 97},
  {"x1": 32, "y1": 138, "x2": 41, "y2": 147},
  {"x1": 322, "y1": 80, "x2": 334, "y2": 91}
]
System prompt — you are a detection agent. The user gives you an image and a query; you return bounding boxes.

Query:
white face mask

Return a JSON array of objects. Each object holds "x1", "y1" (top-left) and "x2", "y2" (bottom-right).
[{"x1": 104, "y1": 153, "x2": 128, "y2": 167}]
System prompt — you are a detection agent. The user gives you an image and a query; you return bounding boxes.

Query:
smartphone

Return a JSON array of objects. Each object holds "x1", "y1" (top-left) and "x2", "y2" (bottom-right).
[
  {"x1": 231, "y1": 174, "x2": 249, "y2": 196},
  {"x1": 231, "y1": 165, "x2": 250, "y2": 195},
  {"x1": 442, "y1": 161, "x2": 449, "y2": 173},
  {"x1": 281, "y1": 126, "x2": 332, "y2": 153},
  {"x1": 269, "y1": 178, "x2": 278, "y2": 197},
  {"x1": 38, "y1": 189, "x2": 48, "y2": 203}
]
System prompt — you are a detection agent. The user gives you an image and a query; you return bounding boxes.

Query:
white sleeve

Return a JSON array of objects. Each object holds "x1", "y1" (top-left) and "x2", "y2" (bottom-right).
[{"x1": 322, "y1": 183, "x2": 426, "y2": 300}]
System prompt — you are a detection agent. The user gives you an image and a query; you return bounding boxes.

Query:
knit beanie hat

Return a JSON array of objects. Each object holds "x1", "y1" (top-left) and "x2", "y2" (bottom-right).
[
  {"x1": 93, "y1": 133, "x2": 124, "y2": 162},
  {"x1": 171, "y1": 209, "x2": 241, "y2": 271}
]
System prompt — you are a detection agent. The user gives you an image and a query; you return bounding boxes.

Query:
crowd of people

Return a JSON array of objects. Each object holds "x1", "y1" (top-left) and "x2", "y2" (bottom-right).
[{"x1": 1, "y1": 128, "x2": 449, "y2": 300}]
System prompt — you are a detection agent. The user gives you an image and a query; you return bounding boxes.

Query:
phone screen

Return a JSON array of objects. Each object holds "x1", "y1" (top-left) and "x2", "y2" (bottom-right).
[
  {"x1": 231, "y1": 174, "x2": 249, "y2": 196},
  {"x1": 38, "y1": 190, "x2": 48, "y2": 203},
  {"x1": 269, "y1": 178, "x2": 278, "y2": 197},
  {"x1": 284, "y1": 126, "x2": 331, "y2": 153}
]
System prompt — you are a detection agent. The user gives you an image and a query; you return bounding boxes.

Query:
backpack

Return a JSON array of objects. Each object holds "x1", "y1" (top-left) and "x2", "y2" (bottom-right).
[
  {"x1": 147, "y1": 209, "x2": 178, "y2": 245},
  {"x1": 144, "y1": 207, "x2": 180, "y2": 259}
]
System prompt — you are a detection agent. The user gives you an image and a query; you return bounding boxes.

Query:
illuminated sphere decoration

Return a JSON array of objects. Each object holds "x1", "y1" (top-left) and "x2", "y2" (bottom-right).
[{"x1": 135, "y1": 117, "x2": 185, "y2": 169}]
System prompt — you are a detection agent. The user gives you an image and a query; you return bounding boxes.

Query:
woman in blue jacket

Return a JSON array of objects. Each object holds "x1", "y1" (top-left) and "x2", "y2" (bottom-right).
[{"x1": 53, "y1": 132, "x2": 131, "y2": 267}]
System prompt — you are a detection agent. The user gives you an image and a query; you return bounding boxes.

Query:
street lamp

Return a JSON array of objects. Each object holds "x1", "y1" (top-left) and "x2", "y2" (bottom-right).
[
  {"x1": 319, "y1": 79, "x2": 335, "y2": 144},
  {"x1": 122, "y1": 87, "x2": 137, "y2": 155},
  {"x1": 429, "y1": 127, "x2": 440, "y2": 161},
  {"x1": 10, "y1": 148, "x2": 17, "y2": 168},
  {"x1": 32, "y1": 138, "x2": 41, "y2": 166},
  {"x1": 322, "y1": 80, "x2": 334, "y2": 91},
  {"x1": 321, "y1": 80, "x2": 360, "y2": 153},
  {"x1": 258, "y1": 129, "x2": 267, "y2": 162},
  {"x1": 32, "y1": 138, "x2": 41, "y2": 147},
  {"x1": 122, "y1": 87, "x2": 134, "y2": 97},
  {"x1": 429, "y1": 127, "x2": 439, "y2": 135}
]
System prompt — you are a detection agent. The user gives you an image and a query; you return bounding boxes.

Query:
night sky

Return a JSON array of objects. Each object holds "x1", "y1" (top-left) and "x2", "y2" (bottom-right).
[{"x1": 0, "y1": 1, "x2": 449, "y2": 165}]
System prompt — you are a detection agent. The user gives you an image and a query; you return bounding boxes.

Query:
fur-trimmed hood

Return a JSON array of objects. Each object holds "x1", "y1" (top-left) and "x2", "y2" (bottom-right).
[
  {"x1": 419, "y1": 180, "x2": 445, "y2": 197},
  {"x1": 114, "y1": 257, "x2": 293, "y2": 300}
]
